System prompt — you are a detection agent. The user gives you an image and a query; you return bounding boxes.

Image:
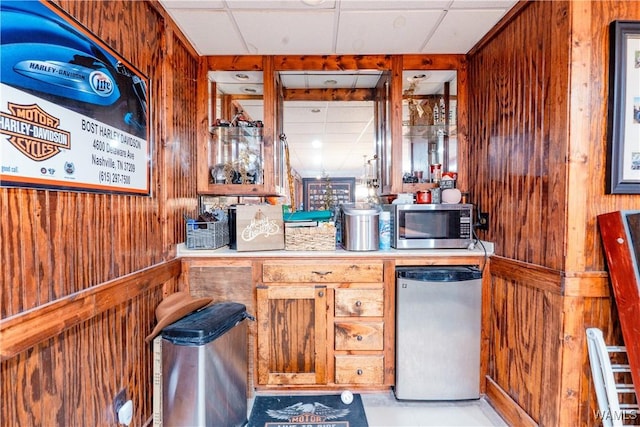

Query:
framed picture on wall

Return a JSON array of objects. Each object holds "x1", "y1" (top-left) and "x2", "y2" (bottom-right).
[
  {"x1": 303, "y1": 177, "x2": 355, "y2": 211},
  {"x1": 0, "y1": 0, "x2": 151, "y2": 195},
  {"x1": 606, "y1": 20, "x2": 640, "y2": 194}
]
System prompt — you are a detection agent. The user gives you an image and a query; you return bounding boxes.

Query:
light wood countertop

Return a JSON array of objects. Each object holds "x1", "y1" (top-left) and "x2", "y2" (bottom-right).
[{"x1": 177, "y1": 241, "x2": 494, "y2": 258}]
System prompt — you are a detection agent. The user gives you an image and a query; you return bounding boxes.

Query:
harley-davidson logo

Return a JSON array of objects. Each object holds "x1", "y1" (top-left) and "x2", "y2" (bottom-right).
[
  {"x1": 265, "y1": 402, "x2": 351, "y2": 426},
  {"x1": 0, "y1": 102, "x2": 71, "y2": 161}
]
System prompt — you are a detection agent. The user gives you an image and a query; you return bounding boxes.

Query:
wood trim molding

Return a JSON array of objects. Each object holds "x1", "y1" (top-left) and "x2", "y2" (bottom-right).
[
  {"x1": 490, "y1": 255, "x2": 563, "y2": 293},
  {"x1": 485, "y1": 376, "x2": 538, "y2": 427},
  {"x1": 490, "y1": 256, "x2": 611, "y2": 297},
  {"x1": 0, "y1": 259, "x2": 181, "y2": 361}
]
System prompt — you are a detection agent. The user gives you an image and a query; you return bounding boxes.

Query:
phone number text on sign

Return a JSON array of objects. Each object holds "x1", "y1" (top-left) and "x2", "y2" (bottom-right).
[{"x1": 98, "y1": 171, "x2": 131, "y2": 185}]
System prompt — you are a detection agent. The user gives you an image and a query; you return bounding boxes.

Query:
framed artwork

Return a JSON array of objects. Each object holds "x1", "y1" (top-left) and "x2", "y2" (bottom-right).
[
  {"x1": 303, "y1": 177, "x2": 355, "y2": 211},
  {"x1": 606, "y1": 20, "x2": 640, "y2": 194},
  {"x1": 0, "y1": 0, "x2": 151, "y2": 195}
]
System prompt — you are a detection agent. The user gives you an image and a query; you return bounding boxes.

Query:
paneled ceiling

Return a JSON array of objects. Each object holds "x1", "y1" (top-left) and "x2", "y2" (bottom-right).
[{"x1": 159, "y1": 0, "x2": 517, "y2": 179}]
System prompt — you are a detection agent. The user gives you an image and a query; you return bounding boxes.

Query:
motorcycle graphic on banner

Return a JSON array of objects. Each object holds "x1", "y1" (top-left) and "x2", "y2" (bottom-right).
[{"x1": 0, "y1": 0, "x2": 150, "y2": 195}]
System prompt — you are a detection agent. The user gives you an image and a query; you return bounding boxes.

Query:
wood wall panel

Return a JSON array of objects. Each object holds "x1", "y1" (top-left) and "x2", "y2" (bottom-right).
[
  {"x1": 1, "y1": 1, "x2": 199, "y2": 426},
  {"x1": 573, "y1": 0, "x2": 640, "y2": 272},
  {"x1": 488, "y1": 264, "x2": 563, "y2": 425},
  {"x1": 468, "y1": 0, "x2": 566, "y2": 271},
  {"x1": 469, "y1": 1, "x2": 640, "y2": 425}
]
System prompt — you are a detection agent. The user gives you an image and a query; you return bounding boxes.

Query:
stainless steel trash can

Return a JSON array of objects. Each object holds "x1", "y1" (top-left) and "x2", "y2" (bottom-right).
[{"x1": 161, "y1": 302, "x2": 251, "y2": 427}]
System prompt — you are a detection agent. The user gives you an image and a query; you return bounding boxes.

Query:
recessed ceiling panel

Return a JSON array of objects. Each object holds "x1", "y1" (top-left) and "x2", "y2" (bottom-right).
[
  {"x1": 339, "y1": 1, "x2": 450, "y2": 10},
  {"x1": 450, "y1": 0, "x2": 517, "y2": 9},
  {"x1": 233, "y1": 11, "x2": 335, "y2": 54},
  {"x1": 227, "y1": 0, "x2": 336, "y2": 9},
  {"x1": 161, "y1": 1, "x2": 224, "y2": 9},
  {"x1": 422, "y1": 9, "x2": 509, "y2": 53},
  {"x1": 166, "y1": 10, "x2": 247, "y2": 55},
  {"x1": 336, "y1": 10, "x2": 443, "y2": 54}
]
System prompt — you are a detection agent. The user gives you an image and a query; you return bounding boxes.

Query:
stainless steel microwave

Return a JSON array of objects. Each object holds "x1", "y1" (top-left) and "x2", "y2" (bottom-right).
[{"x1": 383, "y1": 203, "x2": 474, "y2": 249}]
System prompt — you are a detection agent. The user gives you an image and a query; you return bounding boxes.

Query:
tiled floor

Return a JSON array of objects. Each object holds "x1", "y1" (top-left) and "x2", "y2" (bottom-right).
[
  {"x1": 361, "y1": 391, "x2": 507, "y2": 426},
  {"x1": 248, "y1": 390, "x2": 507, "y2": 427}
]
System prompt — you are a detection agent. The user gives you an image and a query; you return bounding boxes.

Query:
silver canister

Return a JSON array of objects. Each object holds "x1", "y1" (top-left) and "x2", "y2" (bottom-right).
[{"x1": 340, "y1": 203, "x2": 381, "y2": 251}]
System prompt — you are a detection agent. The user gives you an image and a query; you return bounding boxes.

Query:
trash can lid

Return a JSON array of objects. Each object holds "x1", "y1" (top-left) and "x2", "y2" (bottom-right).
[{"x1": 161, "y1": 302, "x2": 250, "y2": 346}]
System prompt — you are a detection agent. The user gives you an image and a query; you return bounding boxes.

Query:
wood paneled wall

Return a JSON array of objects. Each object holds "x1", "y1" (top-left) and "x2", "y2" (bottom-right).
[
  {"x1": 468, "y1": 1, "x2": 640, "y2": 425},
  {"x1": 0, "y1": 1, "x2": 199, "y2": 425}
]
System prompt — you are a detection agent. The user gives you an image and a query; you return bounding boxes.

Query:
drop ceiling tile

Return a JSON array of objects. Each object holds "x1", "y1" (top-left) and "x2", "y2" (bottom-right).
[
  {"x1": 285, "y1": 122, "x2": 327, "y2": 133},
  {"x1": 324, "y1": 122, "x2": 368, "y2": 134},
  {"x1": 232, "y1": 11, "x2": 335, "y2": 54},
  {"x1": 208, "y1": 71, "x2": 263, "y2": 84},
  {"x1": 167, "y1": 10, "x2": 247, "y2": 55},
  {"x1": 355, "y1": 74, "x2": 383, "y2": 87},
  {"x1": 227, "y1": 0, "x2": 336, "y2": 9},
  {"x1": 339, "y1": 0, "x2": 450, "y2": 10},
  {"x1": 280, "y1": 74, "x2": 309, "y2": 88},
  {"x1": 422, "y1": 8, "x2": 508, "y2": 53},
  {"x1": 160, "y1": 0, "x2": 224, "y2": 9},
  {"x1": 336, "y1": 10, "x2": 443, "y2": 54},
  {"x1": 450, "y1": 0, "x2": 517, "y2": 9}
]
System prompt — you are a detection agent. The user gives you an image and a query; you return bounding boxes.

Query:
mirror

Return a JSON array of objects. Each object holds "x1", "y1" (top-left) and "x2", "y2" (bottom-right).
[
  {"x1": 278, "y1": 70, "x2": 381, "y2": 182},
  {"x1": 207, "y1": 71, "x2": 264, "y2": 185},
  {"x1": 279, "y1": 70, "x2": 386, "y2": 205},
  {"x1": 402, "y1": 70, "x2": 457, "y2": 184}
]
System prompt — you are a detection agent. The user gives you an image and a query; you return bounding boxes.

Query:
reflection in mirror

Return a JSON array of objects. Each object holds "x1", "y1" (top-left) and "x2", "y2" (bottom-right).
[
  {"x1": 207, "y1": 70, "x2": 264, "y2": 124},
  {"x1": 279, "y1": 70, "x2": 382, "y2": 202},
  {"x1": 207, "y1": 71, "x2": 264, "y2": 185},
  {"x1": 402, "y1": 70, "x2": 457, "y2": 184}
]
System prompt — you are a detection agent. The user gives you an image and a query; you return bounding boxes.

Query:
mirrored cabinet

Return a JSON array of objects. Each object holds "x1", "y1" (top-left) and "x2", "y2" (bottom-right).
[
  {"x1": 197, "y1": 55, "x2": 467, "y2": 199},
  {"x1": 197, "y1": 59, "x2": 283, "y2": 196},
  {"x1": 401, "y1": 69, "x2": 457, "y2": 193}
]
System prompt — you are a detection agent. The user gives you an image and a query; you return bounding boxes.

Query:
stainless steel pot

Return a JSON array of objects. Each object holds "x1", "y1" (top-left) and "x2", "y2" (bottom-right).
[{"x1": 340, "y1": 203, "x2": 381, "y2": 251}]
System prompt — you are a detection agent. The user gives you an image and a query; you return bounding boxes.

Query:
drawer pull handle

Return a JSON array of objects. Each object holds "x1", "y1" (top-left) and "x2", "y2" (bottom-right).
[
  {"x1": 312, "y1": 271, "x2": 331, "y2": 276},
  {"x1": 318, "y1": 291, "x2": 324, "y2": 297},
  {"x1": 355, "y1": 300, "x2": 362, "y2": 307},
  {"x1": 357, "y1": 335, "x2": 363, "y2": 341},
  {"x1": 357, "y1": 369, "x2": 363, "y2": 375}
]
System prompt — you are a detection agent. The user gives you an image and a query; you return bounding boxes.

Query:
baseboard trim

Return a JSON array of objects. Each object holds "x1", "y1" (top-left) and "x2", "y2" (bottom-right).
[{"x1": 485, "y1": 376, "x2": 537, "y2": 427}]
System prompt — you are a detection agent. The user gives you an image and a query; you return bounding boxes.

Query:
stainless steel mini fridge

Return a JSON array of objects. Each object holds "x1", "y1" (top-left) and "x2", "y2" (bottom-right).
[
  {"x1": 161, "y1": 302, "x2": 251, "y2": 427},
  {"x1": 395, "y1": 266, "x2": 482, "y2": 400}
]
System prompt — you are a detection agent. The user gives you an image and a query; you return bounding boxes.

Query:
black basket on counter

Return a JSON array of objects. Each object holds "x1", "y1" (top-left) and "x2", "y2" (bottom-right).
[{"x1": 185, "y1": 220, "x2": 229, "y2": 249}]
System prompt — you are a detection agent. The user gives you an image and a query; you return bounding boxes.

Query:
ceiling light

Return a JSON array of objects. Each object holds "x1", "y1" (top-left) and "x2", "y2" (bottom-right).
[
  {"x1": 241, "y1": 86, "x2": 259, "y2": 94},
  {"x1": 311, "y1": 108, "x2": 321, "y2": 113},
  {"x1": 324, "y1": 79, "x2": 338, "y2": 86},
  {"x1": 312, "y1": 140, "x2": 322, "y2": 148},
  {"x1": 408, "y1": 73, "x2": 429, "y2": 82},
  {"x1": 234, "y1": 73, "x2": 250, "y2": 81},
  {"x1": 393, "y1": 16, "x2": 406, "y2": 29}
]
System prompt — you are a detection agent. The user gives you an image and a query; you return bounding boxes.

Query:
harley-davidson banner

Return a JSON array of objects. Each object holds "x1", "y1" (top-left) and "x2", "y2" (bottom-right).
[{"x1": 0, "y1": 0, "x2": 150, "y2": 195}]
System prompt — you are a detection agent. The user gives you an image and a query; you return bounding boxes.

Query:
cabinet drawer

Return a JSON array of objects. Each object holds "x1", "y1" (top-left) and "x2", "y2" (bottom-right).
[
  {"x1": 335, "y1": 355, "x2": 384, "y2": 384},
  {"x1": 263, "y1": 262, "x2": 383, "y2": 283},
  {"x1": 334, "y1": 321, "x2": 384, "y2": 350},
  {"x1": 335, "y1": 288, "x2": 383, "y2": 317}
]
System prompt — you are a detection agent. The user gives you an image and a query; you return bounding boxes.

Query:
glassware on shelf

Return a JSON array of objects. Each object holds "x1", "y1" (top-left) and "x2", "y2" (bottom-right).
[{"x1": 210, "y1": 126, "x2": 263, "y2": 185}]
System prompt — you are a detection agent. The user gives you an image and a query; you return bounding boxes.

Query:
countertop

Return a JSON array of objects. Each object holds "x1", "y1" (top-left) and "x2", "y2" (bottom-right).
[{"x1": 177, "y1": 241, "x2": 494, "y2": 258}]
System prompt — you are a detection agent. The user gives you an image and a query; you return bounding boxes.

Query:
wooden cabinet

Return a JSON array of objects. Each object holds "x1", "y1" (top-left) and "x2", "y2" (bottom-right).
[
  {"x1": 182, "y1": 254, "x2": 486, "y2": 393},
  {"x1": 256, "y1": 285, "x2": 327, "y2": 385},
  {"x1": 333, "y1": 286, "x2": 386, "y2": 386},
  {"x1": 256, "y1": 260, "x2": 391, "y2": 389}
]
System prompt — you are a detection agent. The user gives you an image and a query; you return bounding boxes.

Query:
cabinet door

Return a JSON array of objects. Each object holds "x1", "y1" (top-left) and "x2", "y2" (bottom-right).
[{"x1": 256, "y1": 285, "x2": 327, "y2": 385}]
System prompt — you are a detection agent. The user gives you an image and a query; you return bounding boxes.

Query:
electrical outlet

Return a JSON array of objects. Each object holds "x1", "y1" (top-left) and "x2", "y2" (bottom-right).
[
  {"x1": 113, "y1": 389, "x2": 126, "y2": 422},
  {"x1": 477, "y1": 212, "x2": 489, "y2": 231}
]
